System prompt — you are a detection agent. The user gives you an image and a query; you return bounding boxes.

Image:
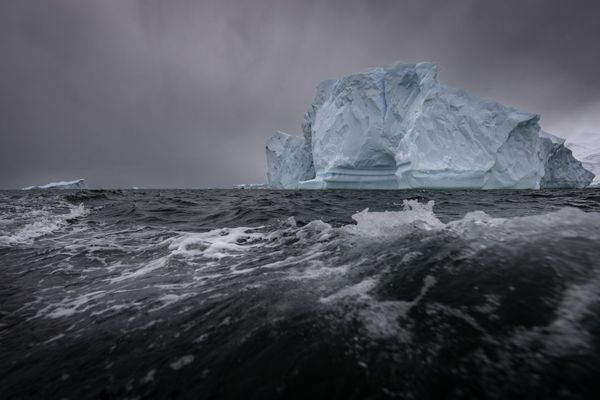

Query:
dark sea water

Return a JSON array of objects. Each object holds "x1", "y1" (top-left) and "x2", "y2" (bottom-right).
[{"x1": 1, "y1": 189, "x2": 600, "y2": 399}]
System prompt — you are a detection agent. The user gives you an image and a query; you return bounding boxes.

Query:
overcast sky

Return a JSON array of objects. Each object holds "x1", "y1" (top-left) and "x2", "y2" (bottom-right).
[{"x1": 1, "y1": 0, "x2": 599, "y2": 188}]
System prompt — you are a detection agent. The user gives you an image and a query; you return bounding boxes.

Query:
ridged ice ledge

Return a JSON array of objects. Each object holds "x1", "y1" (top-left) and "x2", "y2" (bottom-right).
[{"x1": 299, "y1": 167, "x2": 398, "y2": 189}]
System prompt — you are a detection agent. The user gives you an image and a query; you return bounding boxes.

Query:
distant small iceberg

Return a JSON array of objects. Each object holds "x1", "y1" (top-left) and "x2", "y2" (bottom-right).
[
  {"x1": 234, "y1": 183, "x2": 269, "y2": 189},
  {"x1": 22, "y1": 179, "x2": 89, "y2": 190}
]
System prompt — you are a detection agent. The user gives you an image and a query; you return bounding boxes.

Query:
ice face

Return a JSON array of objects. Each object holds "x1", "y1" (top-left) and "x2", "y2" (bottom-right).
[
  {"x1": 566, "y1": 136, "x2": 600, "y2": 187},
  {"x1": 266, "y1": 132, "x2": 313, "y2": 189},
  {"x1": 540, "y1": 134, "x2": 595, "y2": 189},
  {"x1": 266, "y1": 62, "x2": 594, "y2": 190},
  {"x1": 22, "y1": 179, "x2": 89, "y2": 190}
]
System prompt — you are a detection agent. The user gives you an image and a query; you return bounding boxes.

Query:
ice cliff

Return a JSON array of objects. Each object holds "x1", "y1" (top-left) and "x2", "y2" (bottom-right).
[
  {"x1": 22, "y1": 179, "x2": 89, "y2": 190},
  {"x1": 266, "y1": 63, "x2": 594, "y2": 189},
  {"x1": 566, "y1": 136, "x2": 600, "y2": 187}
]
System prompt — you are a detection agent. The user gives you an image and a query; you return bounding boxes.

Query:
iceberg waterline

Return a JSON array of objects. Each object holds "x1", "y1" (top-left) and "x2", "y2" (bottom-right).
[{"x1": 266, "y1": 63, "x2": 594, "y2": 189}]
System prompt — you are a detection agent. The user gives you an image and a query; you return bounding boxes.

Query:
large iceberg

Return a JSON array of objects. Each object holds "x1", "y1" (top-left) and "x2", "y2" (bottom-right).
[
  {"x1": 266, "y1": 63, "x2": 594, "y2": 189},
  {"x1": 22, "y1": 179, "x2": 89, "y2": 190}
]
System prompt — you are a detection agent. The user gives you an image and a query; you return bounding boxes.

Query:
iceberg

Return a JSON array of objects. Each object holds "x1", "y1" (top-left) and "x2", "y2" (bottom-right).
[
  {"x1": 234, "y1": 183, "x2": 269, "y2": 189},
  {"x1": 266, "y1": 63, "x2": 594, "y2": 189},
  {"x1": 22, "y1": 179, "x2": 89, "y2": 190}
]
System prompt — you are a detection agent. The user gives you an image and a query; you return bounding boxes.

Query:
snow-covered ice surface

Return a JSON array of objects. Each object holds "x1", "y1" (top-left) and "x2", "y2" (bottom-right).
[
  {"x1": 566, "y1": 135, "x2": 600, "y2": 187},
  {"x1": 267, "y1": 63, "x2": 594, "y2": 189},
  {"x1": 22, "y1": 179, "x2": 89, "y2": 190}
]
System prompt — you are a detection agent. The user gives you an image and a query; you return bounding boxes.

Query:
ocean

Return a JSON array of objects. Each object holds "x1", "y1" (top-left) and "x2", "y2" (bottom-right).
[{"x1": 1, "y1": 189, "x2": 600, "y2": 399}]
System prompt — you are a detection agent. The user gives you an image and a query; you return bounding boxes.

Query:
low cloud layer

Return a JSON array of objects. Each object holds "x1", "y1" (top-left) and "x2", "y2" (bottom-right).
[{"x1": 1, "y1": 0, "x2": 599, "y2": 188}]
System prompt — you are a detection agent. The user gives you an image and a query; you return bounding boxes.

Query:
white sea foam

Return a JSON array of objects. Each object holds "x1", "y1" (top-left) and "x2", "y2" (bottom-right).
[
  {"x1": 170, "y1": 355, "x2": 195, "y2": 370},
  {"x1": 446, "y1": 206, "x2": 600, "y2": 242},
  {"x1": 140, "y1": 369, "x2": 157, "y2": 384},
  {"x1": 342, "y1": 200, "x2": 600, "y2": 244},
  {"x1": 168, "y1": 227, "x2": 265, "y2": 260},
  {"x1": 320, "y1": 278, "x2": 378, "y2": 303},
  {"x1": 43, "y1": 333, "x2": 65, "y2": 344},
  {"x1": 151, "y1": 293, "x2": 196, "y2": 312},
  {"x1": 39, "y1": 290, "x2": 107, "y2": 319},
  {"x1": 109, "y1": 257, "x2": 168, "y2": 283},
  {"x1": 345, "y1": 200, "x2": 443, "y2": 237},
  {"x1": 0, "y1": 203, "x2": 88, "y2": 245}
]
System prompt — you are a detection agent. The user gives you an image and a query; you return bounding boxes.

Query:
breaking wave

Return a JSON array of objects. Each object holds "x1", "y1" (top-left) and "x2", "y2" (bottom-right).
[{"x1": 0, "y1": 201, "x2": 88, "y2": 245}]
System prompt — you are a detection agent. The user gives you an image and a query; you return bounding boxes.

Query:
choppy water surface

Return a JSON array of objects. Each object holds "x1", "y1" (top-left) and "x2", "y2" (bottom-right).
[{"x1": 1, "y1": 189, "x2": 600, "y2": 399}]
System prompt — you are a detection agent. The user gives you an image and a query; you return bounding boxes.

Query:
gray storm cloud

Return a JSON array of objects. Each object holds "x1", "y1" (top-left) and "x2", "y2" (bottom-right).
[{"x1": 1, "y1": 0, "x2": 599, "y2": 188}]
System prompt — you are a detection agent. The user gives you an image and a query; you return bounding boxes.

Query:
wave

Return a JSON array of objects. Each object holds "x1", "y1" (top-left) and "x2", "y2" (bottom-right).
[
  {"x1": 0, "y1": 201, "x2": 88, "y2": 246},
  {"x1": 23, "y1": 200, "x2": 600, "y2": 323},
  {"x1": 3, "y1": 195, "x2": 600, "y2": 398}
]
